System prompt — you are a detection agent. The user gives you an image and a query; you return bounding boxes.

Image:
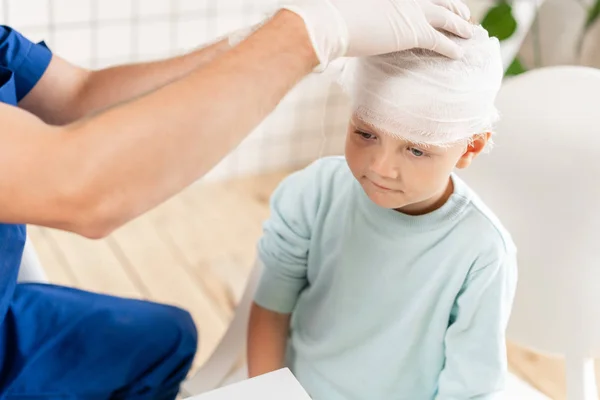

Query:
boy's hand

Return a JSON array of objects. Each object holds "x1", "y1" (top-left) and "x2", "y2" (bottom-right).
[{"x1": 282, "y1": 0, "x2": 474, "y2": 68}]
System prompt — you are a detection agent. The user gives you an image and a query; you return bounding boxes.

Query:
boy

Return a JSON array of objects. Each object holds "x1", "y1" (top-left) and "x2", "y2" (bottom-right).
[{"x1": 247, "y1": 25, "x2": 517, "y2": 399}]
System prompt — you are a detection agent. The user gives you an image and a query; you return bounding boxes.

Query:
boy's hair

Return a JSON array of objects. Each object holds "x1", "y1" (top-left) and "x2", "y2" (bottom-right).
[{"x1": 338, "y1": 25, "x2": 504, "y2": 147}]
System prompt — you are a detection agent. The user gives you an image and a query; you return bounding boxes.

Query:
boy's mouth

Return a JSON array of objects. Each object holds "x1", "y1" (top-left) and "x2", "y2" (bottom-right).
[{"x1": 366, "y1": 178, "x2": 401, "y2": 192}]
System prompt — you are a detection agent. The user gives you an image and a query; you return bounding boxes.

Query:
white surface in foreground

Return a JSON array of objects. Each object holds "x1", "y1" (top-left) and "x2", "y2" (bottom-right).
[
  {"x1": 188, "y1": 367, "x2": 550, "y2": 400},
  {"x1": 505, "y1": 372, "x2": 551, "y2": 399},
  {"x1": 188, "y1": 368, "x2": 311, "y2": 400}
]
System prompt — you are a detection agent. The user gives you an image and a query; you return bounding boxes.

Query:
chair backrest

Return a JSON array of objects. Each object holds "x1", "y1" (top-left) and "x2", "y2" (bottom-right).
[{"x1": 458, "y1": 66, "x2": 600, "y2": 358}]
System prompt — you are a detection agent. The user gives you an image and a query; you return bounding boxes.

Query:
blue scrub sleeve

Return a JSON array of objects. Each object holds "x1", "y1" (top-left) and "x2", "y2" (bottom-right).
[{"x1": 0, "y1": 25, "x2": 53, "y2": 101}]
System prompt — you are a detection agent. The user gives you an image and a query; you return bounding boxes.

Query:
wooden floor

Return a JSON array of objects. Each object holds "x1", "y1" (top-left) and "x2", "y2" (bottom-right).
[{"x1": 26, "y1": 170, "x2": 593, "y2": 400}]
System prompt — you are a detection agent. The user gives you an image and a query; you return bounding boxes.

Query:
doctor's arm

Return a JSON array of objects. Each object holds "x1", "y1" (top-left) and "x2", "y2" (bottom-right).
[
  {"x1": 19, "y1": 37, "x2": 232, "y2": 125},
  {"x1": 0, "y1": 10, "x2": 317, "y2": 238}
]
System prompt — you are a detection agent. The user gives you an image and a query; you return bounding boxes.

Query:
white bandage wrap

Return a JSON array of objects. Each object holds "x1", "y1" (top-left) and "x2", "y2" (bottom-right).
[{"x1": 338, "y1": 25, "x2": 504, "y2": 146}]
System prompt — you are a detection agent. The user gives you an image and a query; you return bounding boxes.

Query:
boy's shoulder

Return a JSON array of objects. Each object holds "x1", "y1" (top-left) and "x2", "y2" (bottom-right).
[
  {"x1": 293, "y1": 155, "x2": 349, "y2": 180},
  {"x1": 454, "y1": 176, "x2": 517, "y2": 258},
  {"x1": 267, "y1": 156, "x2": 353, "y2": 222},
  {"x1": 274, "y1": 156, "x2": 353, "y2": 196}
]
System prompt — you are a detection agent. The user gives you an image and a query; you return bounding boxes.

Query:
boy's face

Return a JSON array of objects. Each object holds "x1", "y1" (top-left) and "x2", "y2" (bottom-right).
[{"x1": 345, "y1": 117, "x2": 489, "y2": 214}]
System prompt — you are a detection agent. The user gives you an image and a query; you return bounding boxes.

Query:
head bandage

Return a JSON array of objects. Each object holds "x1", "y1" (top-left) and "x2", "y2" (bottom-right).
[{"x1": 338, "y1": 25, "x2": 503, "y2": 146}]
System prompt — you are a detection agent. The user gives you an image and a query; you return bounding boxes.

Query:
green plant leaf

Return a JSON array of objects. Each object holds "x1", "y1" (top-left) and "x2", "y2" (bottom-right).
[
  {"x1": 505, "y1": 57, "x2": 527, "y2": 76},
  {"x1": 577, "y1": 0, "x2": 600, "y2": 54},
  {"x1": 481, "y1": 1, "x2": 518, "y2": 41},
  {"x1": 585, "y1": 0, "x2": 600, "y2": 30}
]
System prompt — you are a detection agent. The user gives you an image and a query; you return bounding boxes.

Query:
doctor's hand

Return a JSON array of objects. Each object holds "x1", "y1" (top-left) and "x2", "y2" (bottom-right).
[{"x1": 282, "y1": 0, "x2": 474, "y2": 68}]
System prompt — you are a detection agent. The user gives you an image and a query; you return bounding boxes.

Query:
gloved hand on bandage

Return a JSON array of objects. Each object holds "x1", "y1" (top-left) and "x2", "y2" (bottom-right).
[{"x1": 282, "y1": 0, "x2": 474, "y2": 69}]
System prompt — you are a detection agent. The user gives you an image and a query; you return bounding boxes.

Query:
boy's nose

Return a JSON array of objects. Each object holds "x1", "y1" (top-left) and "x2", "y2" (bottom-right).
[{"x1": 369, "y1": 151, "x2": 399, "y2": 180}]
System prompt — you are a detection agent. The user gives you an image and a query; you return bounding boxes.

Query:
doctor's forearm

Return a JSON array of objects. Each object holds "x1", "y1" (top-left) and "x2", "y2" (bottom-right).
[
  {"x1": 73, "y1": 38, "x2": 232, "y2": 119},
  {"x1": 54, "y1": 10, "x2": 317, "y2": 237}
]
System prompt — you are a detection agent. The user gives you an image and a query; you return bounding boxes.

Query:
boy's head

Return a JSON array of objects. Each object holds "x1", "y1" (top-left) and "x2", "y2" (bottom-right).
[{"x1": 338, "y1": 25, "x2": 503, "y2": 213}]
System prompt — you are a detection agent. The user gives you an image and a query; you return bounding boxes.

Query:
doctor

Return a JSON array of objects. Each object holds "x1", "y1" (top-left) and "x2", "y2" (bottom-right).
[{"x1": 0, "y1": 0, "x2": 473, "y2": 398}]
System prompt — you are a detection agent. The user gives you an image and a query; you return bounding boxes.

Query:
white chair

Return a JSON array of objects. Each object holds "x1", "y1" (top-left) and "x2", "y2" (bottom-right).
[{"x1": 459, "y1": 65, "x2": 600, "y2": 400}]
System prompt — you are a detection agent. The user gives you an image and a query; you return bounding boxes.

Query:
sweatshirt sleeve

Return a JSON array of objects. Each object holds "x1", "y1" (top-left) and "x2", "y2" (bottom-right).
[
  {"x1": 254, "y1": 159, "x2": 327, "y2": 314},
  {"x1": 435, "y1": 249, "x2": 518, "y2": 399}
]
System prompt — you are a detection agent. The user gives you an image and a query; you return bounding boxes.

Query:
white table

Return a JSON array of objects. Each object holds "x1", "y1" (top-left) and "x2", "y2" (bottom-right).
[
  {"x1": 187, "y1": 368, "x2": 549, "y2": 400},
  {"x1": 187, "y1": 369, "x2": 312, "y2": 400}
]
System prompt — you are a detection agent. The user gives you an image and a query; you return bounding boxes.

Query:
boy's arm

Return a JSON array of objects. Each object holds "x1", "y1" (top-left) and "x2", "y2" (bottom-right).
[
  {"x1": 435, "y1": 250, "x2": 518, "y2": 399},
  {"x1": 247, "y1": 303, "x2": 291, "y2": 377},
  {"x1": 247, "y1": 160, "x2": 327, "y2": 376}
]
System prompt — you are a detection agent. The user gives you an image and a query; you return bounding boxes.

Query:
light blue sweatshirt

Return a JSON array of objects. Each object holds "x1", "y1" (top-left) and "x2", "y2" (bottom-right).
[{"x1": 255, "y1": 156, "x2": 518, "y2": 400}]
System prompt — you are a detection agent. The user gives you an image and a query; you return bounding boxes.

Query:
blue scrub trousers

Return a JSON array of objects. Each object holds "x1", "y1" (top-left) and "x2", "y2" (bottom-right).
[{"x1": 1, "y1": 284, "x2": 198, "y2": 400}]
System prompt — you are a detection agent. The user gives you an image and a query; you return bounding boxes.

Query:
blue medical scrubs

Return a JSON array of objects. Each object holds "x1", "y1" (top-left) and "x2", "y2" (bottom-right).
[{"x1": 0, "y1": 26, "x2": 197, "y2": 399}]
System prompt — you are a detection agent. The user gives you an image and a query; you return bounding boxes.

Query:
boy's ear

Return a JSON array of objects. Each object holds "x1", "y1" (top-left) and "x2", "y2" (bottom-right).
[{"x1": 456, "y1": 132, "x2": 491, "y2": 169}]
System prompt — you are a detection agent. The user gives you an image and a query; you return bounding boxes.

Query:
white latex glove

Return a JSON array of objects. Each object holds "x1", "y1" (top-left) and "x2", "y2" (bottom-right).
[{"x1": 282, "y1": 0, "x2": 474, "y2": 68}]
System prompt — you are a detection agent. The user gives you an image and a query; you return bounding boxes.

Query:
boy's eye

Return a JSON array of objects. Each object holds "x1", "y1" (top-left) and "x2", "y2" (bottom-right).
[
  {"x1": 355, "y1": 130, "x2": 376, "y2": 140},
  {"x1": 409, "y1": 147, "x2": 425, "y2": 157}
]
